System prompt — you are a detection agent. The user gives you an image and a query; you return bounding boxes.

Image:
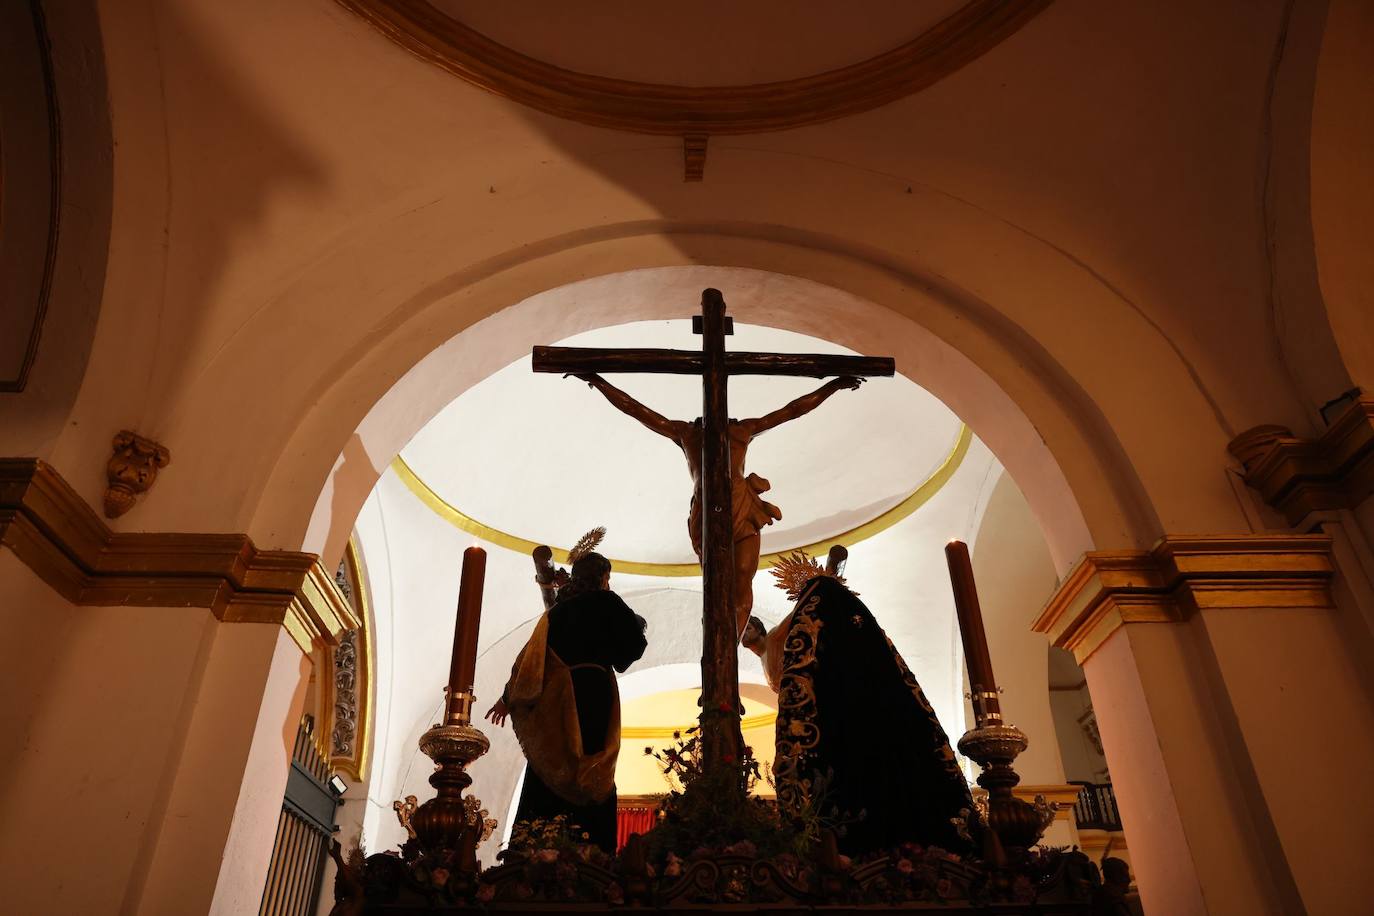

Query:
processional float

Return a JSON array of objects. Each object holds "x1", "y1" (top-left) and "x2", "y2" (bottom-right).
[{"x1": 333, "y1": 290, "x2": 1096, "y2": 914}]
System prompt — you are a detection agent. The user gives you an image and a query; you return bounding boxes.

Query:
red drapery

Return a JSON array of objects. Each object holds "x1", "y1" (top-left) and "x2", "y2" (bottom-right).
[{"x1": 616, "y1": 807, "x2": 657, "y2": 851}]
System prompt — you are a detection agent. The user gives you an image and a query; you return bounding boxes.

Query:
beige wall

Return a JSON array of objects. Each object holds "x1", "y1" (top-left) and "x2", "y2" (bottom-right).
[
  {"x1": 0, "y1": 552, "x2": 213, "y2": 914},
  {"x1": 0, "y1": 553, "x2": 311, "y2": 916}
]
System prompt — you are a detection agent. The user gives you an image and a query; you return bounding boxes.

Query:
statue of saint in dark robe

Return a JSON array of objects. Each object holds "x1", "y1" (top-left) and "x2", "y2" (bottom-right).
[
  {"x1": 744, "y1": 575, "x2": 975, "y2": 857},
  {"x1": 487, "y1": 553, "x2": 647, "y2": 851}
]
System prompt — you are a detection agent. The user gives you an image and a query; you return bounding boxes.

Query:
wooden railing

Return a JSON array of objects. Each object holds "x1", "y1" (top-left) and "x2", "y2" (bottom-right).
[
  {"x1": 258, "y1": 715, "x2": 341, "y2": 916},
  {"x1": 1069, "y1": 781, "x2": 1122, "y2": 831}
]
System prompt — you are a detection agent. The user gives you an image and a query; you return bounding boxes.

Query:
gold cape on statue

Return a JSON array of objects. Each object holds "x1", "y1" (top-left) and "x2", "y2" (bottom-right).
[{"x1": 505, "y1": 613, "x2": 621, "y2": 806}]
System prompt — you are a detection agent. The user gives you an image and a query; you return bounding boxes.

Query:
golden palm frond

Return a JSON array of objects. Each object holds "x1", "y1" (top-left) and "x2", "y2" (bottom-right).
[
  {"x1": 769, "y1": 549, "x2": 845, "y2": 601},
  {"x1": 567, "y1": 526, "x2": 606, "y2": 563}
]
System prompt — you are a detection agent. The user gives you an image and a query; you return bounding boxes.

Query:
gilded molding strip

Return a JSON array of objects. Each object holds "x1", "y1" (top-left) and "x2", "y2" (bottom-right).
[
  {"x1": 336, "y1": 0, "x2": 1052, "y2": 136},
  {"x1": 622, "y1": 711, "x2": 776, "y2": 740},
  {"x1": 392, "y1": 424, "x2": 972, "y2": 577},
  {"x1": 1229, "y1": 396, "x2": 1374, "y2": 526},
  {"x1": 1033, "y1": 534, "x2": 1335, "y2": 664},
  {"x1": 341, "y1": 537, "x2": 375, "y2": 781},
  {"x1": 0, "y1": 458, "x2": 357, "y2": 654}
]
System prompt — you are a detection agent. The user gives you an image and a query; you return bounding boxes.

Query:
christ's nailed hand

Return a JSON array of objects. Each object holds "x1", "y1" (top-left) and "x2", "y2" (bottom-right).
[
  {"x1": 832, "y1": 376, "x2": 865, "y2": 391},
  {"x1": 485, "y1": 698, "x2": 509, "y2": 727}
]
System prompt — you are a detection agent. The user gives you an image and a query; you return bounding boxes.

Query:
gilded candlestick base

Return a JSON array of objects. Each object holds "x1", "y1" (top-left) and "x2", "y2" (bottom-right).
[
  {"x1": 958, "y1": 722, "x2": 1054, "y2": 855},
  {"x1": 406, "y1": 721, "x2": 494, "y2": 877}
]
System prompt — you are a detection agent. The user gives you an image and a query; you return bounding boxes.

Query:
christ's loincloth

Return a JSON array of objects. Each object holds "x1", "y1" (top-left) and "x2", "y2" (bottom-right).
[{"x1": 688, "y1": 472, "x2": 782, "y2": 556}]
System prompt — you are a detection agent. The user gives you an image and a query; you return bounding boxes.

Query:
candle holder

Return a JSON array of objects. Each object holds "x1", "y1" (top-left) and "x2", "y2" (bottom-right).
[
  {"x1": 404, "y1": 694, "x2": 496, "y2": 882},
  {"x1": 958, "y1": 706, "x2": 1055, "y2": 858}
]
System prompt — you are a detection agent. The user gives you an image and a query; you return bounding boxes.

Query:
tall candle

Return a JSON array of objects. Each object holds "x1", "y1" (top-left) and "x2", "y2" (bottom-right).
[
  {"x1": 944, "y1": 539, "x2": 1001, "y2": 724},
  {"x1": 447, "y1": 545, "x2": 487, "y2": 722}
]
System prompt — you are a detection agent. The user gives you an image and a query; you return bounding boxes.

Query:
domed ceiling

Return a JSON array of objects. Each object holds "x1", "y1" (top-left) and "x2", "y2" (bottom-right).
[
  {"x1": 428, "y1": 0, "x2": 968, "y2": 86},
  {"x1": 338, "y1": 0, "x2": 1052, "y2": 133},
  {"x1": 398, "y1": 321, "x2": 966, "y2": 567}
]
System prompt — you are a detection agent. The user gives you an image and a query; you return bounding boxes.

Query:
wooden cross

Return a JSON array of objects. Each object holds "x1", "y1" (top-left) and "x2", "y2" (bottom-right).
[{"x1": 532, "y1": 289, "x2": 894, "y2": 771}]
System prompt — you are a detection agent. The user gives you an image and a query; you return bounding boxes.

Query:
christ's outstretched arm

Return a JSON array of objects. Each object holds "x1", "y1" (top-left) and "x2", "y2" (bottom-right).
[
  {"x1": 738, "y1": 376, "x2": 865, "y2": 436},
  {"x1": 575, "y1": 373, "x2": 687, "y2": 440}
]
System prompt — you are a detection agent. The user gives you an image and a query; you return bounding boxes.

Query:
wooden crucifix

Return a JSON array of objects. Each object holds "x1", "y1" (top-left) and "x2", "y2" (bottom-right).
[{"x1": 532, "y1": 288, "x2": 894, "y2": 771}]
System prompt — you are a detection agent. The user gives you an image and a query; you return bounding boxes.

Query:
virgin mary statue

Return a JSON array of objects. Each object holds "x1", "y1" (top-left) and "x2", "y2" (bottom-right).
[{"x1": 743, "y1": 555, "x2": 976, "y2": 856}]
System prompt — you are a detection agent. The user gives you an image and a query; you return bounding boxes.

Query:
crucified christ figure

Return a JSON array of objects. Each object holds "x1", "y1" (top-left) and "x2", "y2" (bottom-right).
[{"x1": 573, "y1": 372, "x2": 865, "y2": 634}]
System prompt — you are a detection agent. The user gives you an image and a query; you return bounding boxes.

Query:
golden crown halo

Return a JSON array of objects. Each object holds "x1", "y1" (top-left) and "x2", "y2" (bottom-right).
[
  {"x1": 567, "y1": 526, "x2": 606, "y2": 564},
  {"x1": 769, "y1": 548, "x2": 846, "y2": 601}
]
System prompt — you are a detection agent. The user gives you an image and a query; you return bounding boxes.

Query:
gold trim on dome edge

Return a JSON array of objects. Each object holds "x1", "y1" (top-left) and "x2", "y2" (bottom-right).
[
  {"x1": 336, "y1": 0, "x2": 1053, "y2": 136},
  {"x1": 391, "y1": 424, "x2": 971, "y2": 577}
]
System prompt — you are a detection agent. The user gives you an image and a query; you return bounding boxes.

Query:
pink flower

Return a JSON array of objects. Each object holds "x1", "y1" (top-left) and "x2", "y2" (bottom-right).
[
  {"x1": 837, "y1": 854, "x2": 852, "y2": 870},
  {"x1": 664, "y1": 861, "x2": 682, "y2": 877},
  {"x1": 536, "y1": 848, "x2": 559, "y2": 863},
  {"x1": 475, "y1": 883, "x2": 496, "y2": 902},
  {"x1": 896, "y1": 858, "x2": 914, "y2": 874},
  {"x1": 431, "y1": 867, "x2": 450, "y2": 886}
]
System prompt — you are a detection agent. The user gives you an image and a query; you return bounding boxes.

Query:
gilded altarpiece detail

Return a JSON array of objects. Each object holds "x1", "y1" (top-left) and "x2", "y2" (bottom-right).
[{"x1": 319, "y1": 538, "x2": 373, "y2": 781}]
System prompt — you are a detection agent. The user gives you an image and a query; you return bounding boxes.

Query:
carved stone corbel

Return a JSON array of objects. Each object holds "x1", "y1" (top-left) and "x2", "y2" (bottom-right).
[{"x1": 104, "y1": 430, "x2": 170, "y2": 518}]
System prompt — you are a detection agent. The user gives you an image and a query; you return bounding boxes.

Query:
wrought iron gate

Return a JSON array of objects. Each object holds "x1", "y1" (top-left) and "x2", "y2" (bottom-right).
[{"x1": 259, "y1": 715, "x2": 341, "y2": 916}]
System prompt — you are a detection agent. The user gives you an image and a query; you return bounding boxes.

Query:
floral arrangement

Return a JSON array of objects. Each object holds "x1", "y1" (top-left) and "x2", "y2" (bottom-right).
[
  {"x1": 490, "y1": 815, "x2": 619, "y2": 903},
  {"x1": 637, "y1": 726, "x2": 806, "y2": 862}
]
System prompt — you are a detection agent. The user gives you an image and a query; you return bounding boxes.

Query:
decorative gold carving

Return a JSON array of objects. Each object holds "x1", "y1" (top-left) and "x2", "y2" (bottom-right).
[
  {"x1": 463, "y1": 795, "x2": 498, "y2": 843},
  {"x1": 1077, "y1": 707, "x2": 1104, "y2": 756},
  {"x1": 336, "y1": 0, "x2": 1052, "y2": 136},
  {"x1": 1034, "y1": 534, "x2": 1335, "y2": 664},
  {"x1": 769, "y1": 549, "x2": 845, "y2": 601},
  {"x1": 394, "y1": 795, "x2": 419, "y2": 839},
  {"x1": 683, "y1": 134, "x2": 708, "y2": 182},
  {"x1": 325, "y1": 539, "x2": 373, "y2": 781},
  {"x1": 103, "y1": 430, "x2": 170, "y2": 518},
  {"x1": 0, "y1": 458, "x2": 357, "y2": 653},
  {"x1": 1228, "y1": 396, "x2": 1374, "y2": 525},
  {"x1": 392, "y1": 423, "x2": 971, "y2": 577}
]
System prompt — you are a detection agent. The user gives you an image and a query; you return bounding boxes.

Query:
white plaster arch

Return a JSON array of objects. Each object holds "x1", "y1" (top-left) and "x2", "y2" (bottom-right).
[
  {"x1": 241, "y1": 208, "x2": 1237, "y2": 582},
  {"x1": 285, "y1": 261, "x2": 1109, "y2": 576}
]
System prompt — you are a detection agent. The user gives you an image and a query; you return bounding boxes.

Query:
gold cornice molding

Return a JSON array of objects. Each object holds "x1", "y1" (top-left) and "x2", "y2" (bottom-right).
[
  {"x1": 1033, "y1": 535, "x2": 1335, "y2": 664},
  {"x1": 1229, "y1": 396, "x2": 1374, "y2": 526},
  {"x1": 337, "y1": 0, "x2": 1052, "y2": 136},
  {"x1": 0, "y1": 458, "x2": 357, "y2": 653}
]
